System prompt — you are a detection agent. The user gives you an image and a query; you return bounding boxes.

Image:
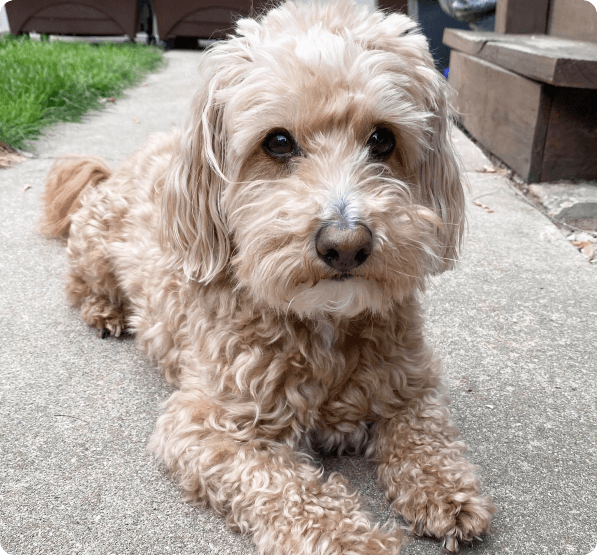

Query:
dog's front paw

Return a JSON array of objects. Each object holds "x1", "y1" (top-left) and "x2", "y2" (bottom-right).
[
  {"x1": 398, "y1": 489, "x2": 495, "y2": 553},
  {"x1": 79, "y1": 295, "x2": 125, "y2": 338}
]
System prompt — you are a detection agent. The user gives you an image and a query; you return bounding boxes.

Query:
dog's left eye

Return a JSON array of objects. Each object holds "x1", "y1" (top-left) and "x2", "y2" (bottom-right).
[
  {"x1": 367, "y1": 127, "x2": 396, "y2": 160},
  {"x1": 263, "y1": 131, "x2": 295, "y2": 158}
]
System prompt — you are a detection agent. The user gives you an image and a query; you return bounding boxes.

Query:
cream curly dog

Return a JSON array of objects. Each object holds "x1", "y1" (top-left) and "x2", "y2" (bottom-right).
[{"x1": 40, "y1": 1, "x2": 495, "y2": 552}]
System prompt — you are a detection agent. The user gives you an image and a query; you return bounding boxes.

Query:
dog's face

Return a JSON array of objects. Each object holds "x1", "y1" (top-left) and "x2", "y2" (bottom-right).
[{"x1": 162, "y1": 0, "x2": 464, "y2": 319}]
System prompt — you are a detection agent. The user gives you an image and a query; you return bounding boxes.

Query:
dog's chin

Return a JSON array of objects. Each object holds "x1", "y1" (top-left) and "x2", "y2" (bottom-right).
[{"x1": 284, "y1": 276, "x2": 388, "y2": 320}]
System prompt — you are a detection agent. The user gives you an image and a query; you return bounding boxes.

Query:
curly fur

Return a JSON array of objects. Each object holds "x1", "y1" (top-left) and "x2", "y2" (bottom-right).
[{"x1": 41, "y1": 1, "x2": 495, "y2": 553}]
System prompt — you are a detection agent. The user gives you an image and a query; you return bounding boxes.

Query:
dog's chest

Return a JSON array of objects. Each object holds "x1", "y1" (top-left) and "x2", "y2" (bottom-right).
[
  {"x1": 308, "y1": 318, "x2": 337, "y2": 353},
  {"x1": 290, "y1": 321, "x2": 393, "y2": 454},
  {"x1": 296, "y1": 322, "x2": 374, "y2": 453},
  {"x1": 307, "y1": 319, "x2": 374, "y2": 419}
]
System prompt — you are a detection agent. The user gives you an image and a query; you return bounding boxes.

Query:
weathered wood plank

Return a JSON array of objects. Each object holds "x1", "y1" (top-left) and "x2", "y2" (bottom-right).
[
  {"x1": 495, "y1": 0, "x2": 549, "y2": 34},
  {"x1": 548, "y1": 0, "x2": 597, "y2": 43},
  {"x1": 443, "y1": 29, "x2": 493, "y2": 55},
  {"x1": 541, "y1": 87, "x2": 597, "y2": 181},
  {"x1": 449, "y1": 51, "x2": 551, "y2": 181},
  {"x1": 444, "y1": 29, "x2": 597, "y2": 88}
]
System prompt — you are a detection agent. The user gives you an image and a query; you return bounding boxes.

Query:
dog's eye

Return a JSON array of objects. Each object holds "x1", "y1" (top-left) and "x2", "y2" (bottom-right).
[
  {"x1": 263, "y1": 131, "x2": 295, "y2": 158},
  {"x1": 367, "y1": 127, "x2": 396, "y2": 160}
]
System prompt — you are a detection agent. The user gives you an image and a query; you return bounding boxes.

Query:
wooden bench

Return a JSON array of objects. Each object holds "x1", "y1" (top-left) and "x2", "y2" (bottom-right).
[
  {"x1": 152, "y1": 0, "x2": 252, "y2": 41},
  {"x1": 444, "y1": 0, "x2": 597, "y2": 183},
  {"x1": 5, "y1": 0, "x2": 138, "y2": 38}
]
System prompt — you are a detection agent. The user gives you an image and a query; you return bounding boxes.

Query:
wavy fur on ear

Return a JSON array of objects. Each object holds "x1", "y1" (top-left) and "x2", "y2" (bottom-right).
[
  {"x1": 159, "y1": 54, "x2": 243, "y2": 283},
  {"x1": 418, "y1": 96, "x2": 465, "y2": 273}
]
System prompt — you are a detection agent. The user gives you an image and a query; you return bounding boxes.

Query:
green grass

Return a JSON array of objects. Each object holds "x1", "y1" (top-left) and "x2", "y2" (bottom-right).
[{"x1": 0, "y1": 35, "x2": 165, "y2": 150}]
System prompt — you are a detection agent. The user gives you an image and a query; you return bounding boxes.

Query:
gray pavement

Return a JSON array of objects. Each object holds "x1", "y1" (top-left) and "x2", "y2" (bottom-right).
[{"x1": 1, "y1": 50, "x2": 596, "y2": 555}]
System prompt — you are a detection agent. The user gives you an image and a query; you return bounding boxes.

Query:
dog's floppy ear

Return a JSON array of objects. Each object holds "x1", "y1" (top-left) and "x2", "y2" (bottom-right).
[
  {"x1": 365, "y1": 11, "x2": 465, "y2": 273},
  {"x1": 417, "y1": 85, "x2": 465, "y2": 274},
  {"x1": 159, "y1": 46, "x2": 245, "y2": 283}
]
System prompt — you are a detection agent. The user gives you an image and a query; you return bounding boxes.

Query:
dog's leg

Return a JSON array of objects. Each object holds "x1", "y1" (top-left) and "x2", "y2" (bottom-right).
[
  {"x1": 372, "y1": 398, "x2": 495, "y2": 552},
  {"x1": 151, "y1": 390, "x2": 403, "y2": 555},
  {"x1": 65, "y1": 186, "x2": 127, "y2": 337}
]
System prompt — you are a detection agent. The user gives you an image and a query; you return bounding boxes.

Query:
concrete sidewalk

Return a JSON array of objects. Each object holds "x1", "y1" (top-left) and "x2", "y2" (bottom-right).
[{"x1": 1, "y1": 50, "x2": 596, "y2": 555}]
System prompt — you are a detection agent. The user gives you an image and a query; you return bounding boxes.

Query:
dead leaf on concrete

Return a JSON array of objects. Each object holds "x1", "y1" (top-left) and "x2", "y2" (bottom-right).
[
  {"x1": 22, "y1": 183, "x2": 31, "y2": 192},
  {"x1": 141, "y1": 82, "x2": 148, "y2": 87},
  {"x1": 482, "y1": 164, "x2": 497, "y2": 173},
  {"x1": 106, "y1": 97, "x2": 116, "y2": 103},
  {"x1": 572, "y1": 240, "x2": 595, "y2": 260},
  {"x1": 473, "y1": 199, "x2": 494, "y2": 213},
  {"x1": 0, "y1": 144, "x2": 26, "y2": 169},
  {"x1": 132, "y1": 117, "x2": 140, "y2": 124}
]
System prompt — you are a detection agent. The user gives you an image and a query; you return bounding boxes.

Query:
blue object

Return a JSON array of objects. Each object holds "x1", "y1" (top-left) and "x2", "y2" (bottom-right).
[
  {"x1": 412, "y1": 0, "x2": 469, "y2": 73},
  {"x1": 443, "y1": 67, "x2": 450, "y2": 79}
]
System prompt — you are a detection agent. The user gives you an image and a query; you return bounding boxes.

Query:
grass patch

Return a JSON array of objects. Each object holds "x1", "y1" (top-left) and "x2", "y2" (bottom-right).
[{"x1": 0, "y1": 35, "x2": 164, "y2": 150}]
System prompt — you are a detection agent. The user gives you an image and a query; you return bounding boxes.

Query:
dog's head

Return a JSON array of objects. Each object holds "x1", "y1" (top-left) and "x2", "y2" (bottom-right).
[{"x1": 161, "y1": 0, "x2": 464, "y2": 319}]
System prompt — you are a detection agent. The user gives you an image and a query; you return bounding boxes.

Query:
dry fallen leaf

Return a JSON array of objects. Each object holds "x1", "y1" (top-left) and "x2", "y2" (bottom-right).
[
  {"x1": 106, "y1": 97, "x2": 116, "y2": 103},
  {"x1": 141, "y1": 82, "x2": 148, "y2": 87},
  {"x1": 572, "y1": 240, "x2": 595, "y2": 260},
  {"x1": 473, "y1": 199, "x2": 494, "y2": 213},
  {"x1": 22, "y1": 183, "x2": 31, "y2": 192},
  {"x1": 132, "y1": 117, "x2": 140, "y2": 124},
  {"x1": 0, "y1": 144, "x2": 27, "y2": 168},
  {"x1": 482, "y1": 164, "x2": 497, "y2": 173}
]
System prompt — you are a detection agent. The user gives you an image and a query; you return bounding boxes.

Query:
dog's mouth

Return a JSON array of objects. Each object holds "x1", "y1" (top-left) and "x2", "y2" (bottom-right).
[{"x1": 331, "y1": 272, "x2": 354, "y2": 282}]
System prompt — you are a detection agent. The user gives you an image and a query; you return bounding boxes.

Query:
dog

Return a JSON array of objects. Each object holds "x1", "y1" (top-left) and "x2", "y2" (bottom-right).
[{"x1": 40, "y1": 1, "x2": 495, "y2": 553}]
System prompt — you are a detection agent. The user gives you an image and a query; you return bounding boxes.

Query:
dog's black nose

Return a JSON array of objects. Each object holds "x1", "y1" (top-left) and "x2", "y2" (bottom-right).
[{"x1": 316, "y1": 223, "x2": 372, "y2": 271}]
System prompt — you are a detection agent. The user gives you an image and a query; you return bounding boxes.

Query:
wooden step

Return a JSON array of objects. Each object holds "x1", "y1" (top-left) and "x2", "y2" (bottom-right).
[
  {"x1": 444, "y1": 29, "x2": 597, "y2": 89},
  {"x1": 448, "y1": 51, "x2": 597, "y2": 182}
]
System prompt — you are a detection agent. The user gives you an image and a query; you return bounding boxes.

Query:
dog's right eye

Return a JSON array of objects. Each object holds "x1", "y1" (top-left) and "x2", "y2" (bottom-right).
[
  {"x1": 367, "y1": 127, "x2": 396, "y2": 160},
  {"x1": 263, "y1": 131, "x2": 295, "y2": 158}
]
